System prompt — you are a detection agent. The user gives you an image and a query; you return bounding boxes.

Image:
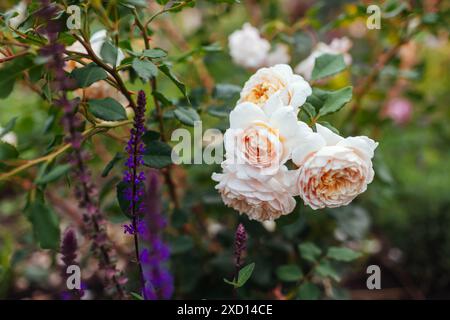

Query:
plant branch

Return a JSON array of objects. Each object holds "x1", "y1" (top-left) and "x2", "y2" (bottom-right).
[{"x1": 71, "y1": 33, "x2": 136, "y2": 109}]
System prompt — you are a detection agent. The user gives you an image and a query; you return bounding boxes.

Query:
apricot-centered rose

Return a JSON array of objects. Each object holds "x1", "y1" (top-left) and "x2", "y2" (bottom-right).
[
  {"x1": 224, "y1": 98, "x2": 310, "y2": 178},
  {"x1": 238, "y1": 64, "x2": 312, "y2": 111},
  {"x1": 292, "y1": 123, "x2": 378, "y2": 210}
]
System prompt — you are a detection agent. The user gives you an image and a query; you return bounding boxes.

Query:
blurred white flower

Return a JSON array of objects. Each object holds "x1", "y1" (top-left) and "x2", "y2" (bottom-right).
[
  {"x1": 238, "y1": 64, "x2": 312, "y2": 110},
  {"x1": 292, "y1": 123, "x2": 378, "y2": 210},
  {"x1": 265, "y1": 44, "x2": 291, "y2": 66},
  {"x1": 180, "y1": 8, "x2": 203, "y2": 35},
  {"x1": 228, "y1": 23, "x2": 270, "y2": 69},
  {"x1": 295, "y1": 37, "x2": 352, "y2": 80},
  {"x1": 7, "y1": 1, "x2": 27, "y2": 29},
  {"x1": 0, "y1": 127, "x2": 18, "y2": 147}
]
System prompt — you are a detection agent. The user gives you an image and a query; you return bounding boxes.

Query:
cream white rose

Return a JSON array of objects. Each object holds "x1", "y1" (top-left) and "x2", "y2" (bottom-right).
[
  {"x1": 228, "y1": 23, "x2": 271, "y2": 69},
  {"x1": 292, "y1": 123, "x2": 378, "y2": 210},
  {"x1": 224, "y1": 98, "x2": 310, "y2": 178},
  {"x1": 295, "y1": 37, "x2": 353, "y2": 80},
  {"x1": 238, "y1": 64, "x2": 312, "y2": 110},
  {"x1": 212, "y1": 165, "x2": 297, "y2": 221}
]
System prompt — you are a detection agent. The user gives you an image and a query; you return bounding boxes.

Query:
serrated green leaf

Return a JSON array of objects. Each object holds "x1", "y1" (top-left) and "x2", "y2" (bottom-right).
[
  {"x1": 326, "y1": 247, "x2": 362, "y2": 262},
  {"x1": 132, "y1": 58, "x2": 158, "y2": 82},
  {"x1": 298, "y1": 242, "x2": 322, "y2": 263},
  {"x1": 276, "y1": 264, "x2": 303, "y2": 282},
  {"x1": 311, "y1": 53, "x2": 346, "y2": 81},
  {"x1": 318, "y1": 86, "x2": 353, "y2": 117},
  {"x1": 237, "y1": 262, "x2": 255, "y2": 287},
  {"x1": 174, "y1": 107, "x2": 200, "y2": 126},
  {"x1": 71, "y1": 63, "x2": 108, "y2": 88},
  {"x1": 35, "y1": 164, "x2": 71, "y2": 184},
  {"x1": 88, "y1": 98, "x2": 127, "y2": 121}
]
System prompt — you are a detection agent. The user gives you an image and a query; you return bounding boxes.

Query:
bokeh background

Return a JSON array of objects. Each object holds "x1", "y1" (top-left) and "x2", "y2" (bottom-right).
[{"x1": 0, "y1": 0, "x2": 449, "y2": 299}]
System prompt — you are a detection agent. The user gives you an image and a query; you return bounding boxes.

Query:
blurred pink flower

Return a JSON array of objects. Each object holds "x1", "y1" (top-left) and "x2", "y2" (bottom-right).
[{"x1": 384, "y1": 98, "x2": 413, "y2": 125}]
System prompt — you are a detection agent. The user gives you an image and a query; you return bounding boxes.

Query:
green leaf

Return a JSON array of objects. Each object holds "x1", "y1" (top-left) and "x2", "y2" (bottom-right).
[
  {"x1": 143, "y1": 140, "x2": 172, "y2": 169},
  {"x1": 0, "y1": 142, "x2": 18, "y2": 160},
  {"x1": 71, "y1": 63, "x2": 108, "y2": 88},
  {"x1": 158, "y1": 63, "x2": 188, "y2": 100},
  {"x1": 297, "y1": 282, "x2": 321, "y2": 300},
  {"x1": 101, "y1": 152, "x2": 125, "y2": 177},
  {"x1": 152, "y1": 91, "x2": 172, "y2": 108},
  {"x1": 100, "y1": 41, "x2": 121, "y2": 66},
  {"x1": 35, "y1": 164, "x2": 71, "y2": 185},
  {"x1": 0, "y1": 56, "x2": 33, "y2": 99},
  {"x1": 142, "y1": 130, "x2": 161, "y2": 144},
  {"x1": 301, "y1": 103, "x2": 316, "y2": 120},
  {"x1": 237, "y1": 262, "x2": 255, "y2": 287},
  {"x1": 26, "y1": 201, "x2": 60, "y2": 250},
  {"x1": 223, "y1": 278, "x2": 238, "y2": 286},
  {"x1": 213, "y1": 84, "x2": 241, "y2": 100},
  {"x1": 207, "y1": 105, "x2": 230, "y2": 118},
  {"x1": 298, "y1": 242, "x2": 322, "y2": 263},
  {"x1": 315, "y1": 260, "x2": 340, "y2": 281},
  {"x1": 132, "y1": 58, "x2": 158, "y2": 82},
  {"x1": 0, "y1": 117, "x2": 18, "y2": 138},
  {"x1": 174, "y1": 107, "x2": 200, "y2": 126},
  {"x1": 142, "y1": 48, "x2": 167, "y2": 59},
  {"x1": 130, "y1": 292, "x2": 144, "y2": 300},
  {"x1": 317, "y1": 121, "x2": 340, "y2": 134},
  {"x1": 88, "y1": 98, "x2": 127, "y2": 121},
  {"x1": 326, "y1": 247, "x2": 362, "y2": 262},
  {"x1": 318, "y1": 86, "x2": 353, "y2": 117},
  {"x1": 311, "y1": 54, "x2": 346, "y2": 81},
  {"x1": 116, "y1": 181, "x2": 132, "y2": 218},
  {"x1": 276, "y1": 264, "x2": 303, "y2": 282}
]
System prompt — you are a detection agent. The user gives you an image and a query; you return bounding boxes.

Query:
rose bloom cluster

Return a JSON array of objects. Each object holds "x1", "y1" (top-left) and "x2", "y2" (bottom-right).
[{"x1": 212, "y1": 64, "x2": 378, "y2": 222}]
